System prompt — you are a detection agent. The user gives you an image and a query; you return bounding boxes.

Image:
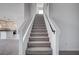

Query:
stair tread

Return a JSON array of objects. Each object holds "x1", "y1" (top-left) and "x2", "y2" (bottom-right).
[
  {"x1": 32, "y1": 28, "x2": 46, "y2": 30},
  {"x1": 33, "y1": 24, "x2": 45, "y2": 26},
  {"x1": 33, "y1": 26, "x2": 46, "y2": 28},
  {"x1": 31, "y1": 31, "x2": 47, "y2": 33},
  {"x1": 29, "y1": 41, "x2": 50, "y2": 43},
  {"x1": 27, "y1": 47, "x2": 52, "y2": 51},
  {"x1": 32, "y1": 30, "x2": 47, "y2": 31},
  {"x1": 32, "y1": 27, "x2": 46, "y2": 29},
  {"x1": 29, "y1": 38, "x2": 49, "y2": 41},
  {"x1": 31, "y1": 32, "x2": 48, "y2": 34},
  {"x1": 30, "y1": 36, "x2": 48, "y2": 38},
  {"x1": 32, "y1": 29, "x2": 47, "y2": 32}
]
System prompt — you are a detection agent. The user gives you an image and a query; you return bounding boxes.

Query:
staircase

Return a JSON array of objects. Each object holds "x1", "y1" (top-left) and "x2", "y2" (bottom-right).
[{"x1": 26, "y1": 14, "x2": 52, "y2": 55}]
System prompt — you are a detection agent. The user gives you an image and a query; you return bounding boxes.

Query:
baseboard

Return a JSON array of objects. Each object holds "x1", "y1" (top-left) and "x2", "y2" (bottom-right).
[{"x1": 59, "y1": 50, "x2": 79, "y2": 55}]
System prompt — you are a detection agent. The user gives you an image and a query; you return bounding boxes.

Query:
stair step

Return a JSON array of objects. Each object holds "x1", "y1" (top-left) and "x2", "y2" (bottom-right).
[
  {"x1": 31, "y1": 32, "x2": 48, "y2": 34},
  {"x1": 33, "y1": 26, "x2": 46, "y2": 28},
  {"x1": 26, "y1": 47, "x2": 52, "y2": 55},
  {"x1": 28, "y1": 41, "x2": 50, "y2": 47},
  {"x1": 33, "y1": 23, "x2": 45, "y2": 25},
  {"x1": 27, "y1": 47, "x2": 52, "y2": 51},
  {"x1": 32, "y1": 28, "x2": 46, "y2": 30},
  {"x1": 33, "y1": 24, "x2": 45, "y2": 26},
  {"x1": 31, "y1": 31, "x2": 47, "y2": 33},
  {"x1": 33, "y1": 26, "x2": 46, "y2": 27},
  {"x1": 29, "y1": 36, "x2": 49, "y2": 41},
  {"x1": 29, "y1": 36, "x2": 49, "y2": 40},
  {"x1": 31, "y1": 29, "x2": 47, "y2": 32},
  {"x1": 29, "y1": 38, "x2": 49, "y2": 41},
  {"x1": 30, "y1": 32, "x2": 48, "y2": 36},
  {"x1": 33, "y1": 25, "x2": 45, "y2": 26},
  {"x1": 32, "y1": 27, "x2": 46, "y2": 29},
  {"x1": 34, "y1": 22, "x2": 45, "y2": 24},
  {"x1": 30, "y1": 36, "x2": 48, "y2": 38},
  {"x1": 32, "y1": 26, "x2": 46, "y2": 28},
  {"x1": 33, "y1": 22, "x2": 45, "y2": 23}
]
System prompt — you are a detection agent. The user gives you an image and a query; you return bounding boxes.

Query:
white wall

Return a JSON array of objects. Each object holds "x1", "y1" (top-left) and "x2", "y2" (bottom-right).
[
  {"x1": 0, "y1": 3, "x2": 24, "y2": 29},
  {"x1": 22, "y1": 3, "x2": 36, "y2": 54},
  {"x1": 0, "y1": 3, "x2": 24, "y2": 40},
  {"x1": 22, "y1": 3, "x2": 36, "y2": 37},
  {"x1": 44, "y1": 3, "x2": 59, "y2": 54},
  {"x1": 36, "y1": 3, "x2": 44, "y2": 14},
  {"x1": 43, "y1": 4, "x2": 49, "y2": 17},
  {"x1": 24, "y1": 3, "x2": 36, "y2": 23},
  {"x1": 0, "y1": 3, "x2": 22, "y2": 54},
  {"x1": 49, "y1": 3, "x2": 79, "y2": 51},
  {"x1": 30, "y1": 3, "x2": 36, "y2": 18}
]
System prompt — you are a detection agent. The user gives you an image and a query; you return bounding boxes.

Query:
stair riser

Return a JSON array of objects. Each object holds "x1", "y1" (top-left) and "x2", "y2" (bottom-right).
[
  {"x1": 28, "y1": 43, "x2": 50, "y2": 47},
  {"x1": 33, "y1": 22, "x2": 45, "y2": 23},
  {"x1": 33, "y1": 26, "x2": 46, "y2": 28},
  {"x1": 33, "y1": 23, "x2": 45, "y2": 25},
  {"x1": 33, "y1": 24, "x2": 46, "y2": 27},
  {"x1": 32, "y1": 27, "x2": 46, "y2": 28},
  {"x1": 33, "y1": 25, "x2": 46, "y2": 26},
  {"x1": 34, "y1": 22, "x2": 45, "y2": 23},
  {"x1": 32, "y1": 27, "x2": 46, "y2": 29},
  {"x1": 32, "y1": 28, "x2": 47, "y2": 30},
  {"x1": 29, "y1": 38, "x2": 49, "y2": 41},
  {"x1": 31, "y1": 31, "x2": 47, "y2": 33},
  {"x1": 30, "y1": 34, "x2": 48, "y2": 36},
  {"x1": 31, "y1": 30, "x2": 47, "y2": 32},
  {"x1": 26, "y1": 51, "x2": 52, "y2": 55},
  {"x1": 33, "y1": 25, "x2": 45, "y2": 26}
]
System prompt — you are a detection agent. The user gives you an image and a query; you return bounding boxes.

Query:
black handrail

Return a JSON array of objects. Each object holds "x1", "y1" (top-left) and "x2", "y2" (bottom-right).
[{"x1": 45, "y1": 14, "x2": 55, "y2": 34}]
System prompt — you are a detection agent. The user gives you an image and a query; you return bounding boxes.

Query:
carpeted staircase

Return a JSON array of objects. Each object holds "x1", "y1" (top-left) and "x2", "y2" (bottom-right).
[{"x1": 26, "y1": 14, "x2": 52, "y2": 55}]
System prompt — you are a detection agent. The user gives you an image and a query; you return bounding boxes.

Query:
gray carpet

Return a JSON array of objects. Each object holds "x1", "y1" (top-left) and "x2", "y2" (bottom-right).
[{"x1": 26, "y1": 14, "x2": 52, "y2": 55}]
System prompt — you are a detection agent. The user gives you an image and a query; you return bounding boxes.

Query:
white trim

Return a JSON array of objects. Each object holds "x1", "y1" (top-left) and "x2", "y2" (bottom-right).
[
  {"x1": 22, "y1": 13, "x2": 36, "y2": 55},
  {"x1": 23, "y1": 18, "x2": 33, "y2": 41},
  {"x1": 48, "y1": 17, "x2": 61, "y2": 55},
  {"x1": 23, "y1": 13, "x2": 36, "y2": 41},
  {"x1": 18, "y1": 12, "x2": 36, "y2": 55},
  {"x1": 43, "y1": 14, "x2": 54, "y2": 54},
  {"x1": 43, "y1": 13, "x2": 60, "y2": 55}
]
